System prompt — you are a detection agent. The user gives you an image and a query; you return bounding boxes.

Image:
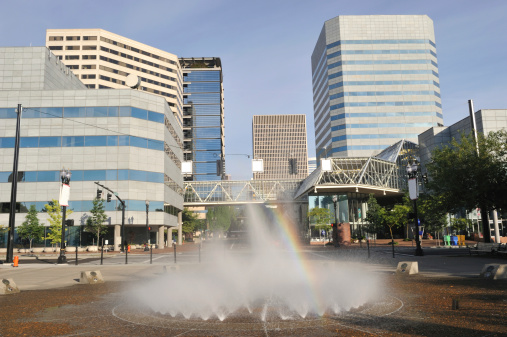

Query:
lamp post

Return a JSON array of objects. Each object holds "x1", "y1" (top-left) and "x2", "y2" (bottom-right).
[
  {"x1": 406, "y1": 161, "x2": 424, "y2": 256},
  {"x1": 145, "y1": 200, "x2": 150, "y2": 251},
  {"x1": 57, "y1": 168, "x2": 72, "y2": 264},
  {"x1": 332, "y1": 195, "x2": 339, "y2": 247}
]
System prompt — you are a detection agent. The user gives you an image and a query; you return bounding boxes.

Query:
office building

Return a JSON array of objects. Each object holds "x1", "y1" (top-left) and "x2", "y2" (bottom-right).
[
  {"x1": 252, "y1": 115, "x2": 309, "y2": 180},
  {"x1": 180, "y1": 58, "x2": 225, "y2": 181},
  {"x1": 45, "y1": 28, "x2": 184, "y2": 127},
  {"x1": 308, "y1": 157, "x2": 317, "y2": 174},
  {"x1": 0, "y1": 47, "x2": 184, "y2": 250},
  {"x1": 311, "y1": 15, "x2": 443, "y2": 162}
]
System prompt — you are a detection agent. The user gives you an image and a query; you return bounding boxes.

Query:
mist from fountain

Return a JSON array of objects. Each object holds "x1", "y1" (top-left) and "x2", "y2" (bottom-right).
[{"x1": 132, "y1": 204, "x2": 381, "y2": 322}]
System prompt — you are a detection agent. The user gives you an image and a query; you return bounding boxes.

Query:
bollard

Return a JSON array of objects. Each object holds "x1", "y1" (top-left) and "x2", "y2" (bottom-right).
[
  {"x1": 75, "y1": 244, "x2": 78, "y2": 266},
  {"x1": 100, "y1": 238, "x2": 104, "y2": 265},
  {"x1": 173, "y1": 243, "x2": 176, "y2": 264},
  {"x1": 452, "y1": 298, "x2": 460, "y2": 310},
  {"x1": 13, "y1": 256, "x2": 19, "y2": 267},
  {"x1": 150, "y1": 244, "x2": 153, "y2": 264},
  {"x1": 367, "y1": 239, "x2": 370, "y2": 259},
  {"x1": 125, "y1": 244, "x2": 128, "y2": 265},
  {"x1": 391, "y1": 239, "x2": 395, "y2": 258}
]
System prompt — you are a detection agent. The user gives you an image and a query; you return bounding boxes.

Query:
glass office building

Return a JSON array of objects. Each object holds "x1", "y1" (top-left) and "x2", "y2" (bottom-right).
[
  {"x1": 311, "y1": 15, "x2": 443, "y2": 162},
  {"x1": 180, "y1": 58, "x2": 225, "y2": 181}
]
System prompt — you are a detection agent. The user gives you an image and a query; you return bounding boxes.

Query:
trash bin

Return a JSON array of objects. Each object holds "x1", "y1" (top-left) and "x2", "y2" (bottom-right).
[{"x1": 450, "y1": 235, "x2": 458, "y2": 246}]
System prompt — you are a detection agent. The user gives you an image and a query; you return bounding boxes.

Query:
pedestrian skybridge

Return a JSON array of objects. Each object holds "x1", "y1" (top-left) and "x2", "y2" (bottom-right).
[{"x1": 182, "y1": 140, "x2": 417, "y2": 206}]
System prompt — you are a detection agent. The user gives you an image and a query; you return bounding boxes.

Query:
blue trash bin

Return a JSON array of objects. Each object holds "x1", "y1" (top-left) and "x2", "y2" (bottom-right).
[{"x1": 450, "y1": 235, "x2": 458, "y2": 246}]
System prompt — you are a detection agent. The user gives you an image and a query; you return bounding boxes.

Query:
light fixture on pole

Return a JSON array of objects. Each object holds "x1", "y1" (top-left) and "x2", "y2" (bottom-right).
[
  {"x1": 145, "y1": 200, "x2": 150, "y2": 251},
  {"x1": 57, "y1": 168, "x2": 72, "y2": 264},
  {"x1": 332, "y1": 195, "x2": 339, "y2": 248},
  {"x1": 406, "y1": 161, "x2": 423, "y2": 256}
]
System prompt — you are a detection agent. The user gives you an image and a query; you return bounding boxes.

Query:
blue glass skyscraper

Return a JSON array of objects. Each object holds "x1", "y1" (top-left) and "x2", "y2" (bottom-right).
[{"x1": 180, "y1": 58, "x2": 225, "y2": 181}]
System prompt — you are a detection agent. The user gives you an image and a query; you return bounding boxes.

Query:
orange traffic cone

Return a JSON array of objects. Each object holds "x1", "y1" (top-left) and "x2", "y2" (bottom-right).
[{"x1": 13, "y1": 256, "x2": 19, "y2": 267}]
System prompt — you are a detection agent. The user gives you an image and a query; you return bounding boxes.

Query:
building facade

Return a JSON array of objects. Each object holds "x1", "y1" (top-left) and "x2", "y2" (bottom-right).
[
  {"x1": 252, "y1": 115, "x2": 309, "y2": 180},
  {"x1": 180, "y1": 58, "x2": 225, "y2": 181},
  {"x1": 0, "y1": 47, "x2": 184, "y2": 250},
  {"x1": 45, "y1": 28, "x2": 184, "y2": 127},
  {"x1": 311, "y1": 15, "x2": 443, "y2": 162}
]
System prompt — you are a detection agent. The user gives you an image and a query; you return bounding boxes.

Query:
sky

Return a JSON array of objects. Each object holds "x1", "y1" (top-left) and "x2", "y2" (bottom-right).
[{"x1": 1, "y1": 0, "x2": 506, "y2": 180}]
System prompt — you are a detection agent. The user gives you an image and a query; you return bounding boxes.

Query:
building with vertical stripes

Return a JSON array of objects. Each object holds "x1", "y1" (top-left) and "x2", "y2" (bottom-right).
[
  {"x1": 252, "y1": 115, "x2": 309, "y2": 180},
  {"x1": 311, "y1": 15, "x2": 443, "y2": 162}
]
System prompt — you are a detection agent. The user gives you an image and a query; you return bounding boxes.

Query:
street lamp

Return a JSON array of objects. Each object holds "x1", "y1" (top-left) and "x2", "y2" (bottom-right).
[
  {"x1": 145, "y1": 200, "x2": 150, "y2": 251},
  {"x1": 57, "y1": 168, "x2": 72, "y2": 264},
  {"x1": 406, "y1": 161, "x2": 424, "y2": 256},
  {"x1": 332, "y1": 195, "x2": 339, "y2": 247}
]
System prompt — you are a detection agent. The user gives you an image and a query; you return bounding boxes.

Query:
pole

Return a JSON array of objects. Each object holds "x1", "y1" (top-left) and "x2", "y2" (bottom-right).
[
  {"x1": 173, "y1": 242, "x2": 176, "y2": 264},
  {"x1": 333, "y1": 199, "x2": 339, "y2": 248},
  {"x1": 75, "y1": 229, "x2": 78, "y2": 265},
  {"x1": 125, "y1": 241, "x2": 128, "y2": 265},
  {"x1": 392, "y1": 237, "x2": 395, "y2": 258},
  {"x1": 145, "y1": 202, "x2": 149, "y2": 251},
  {"x1": 57, "y1": 206, "x2": 67, "y2": 264},
  {"x1": 121, "y1": 202, "x2": 126, "y2": 252},
  {"x1": 199, "y1": 242, "x2": 201, "y2": 263},
  {"x1": 414, "y1": 199, "x2": 424, "y2": 256},
  {"x1": 6, "y1": 104, "x2": 22, "y2": 264},
  {"x1": 100, "y1": 238, "x2": 104, "y2": 265},
  {"x1": 367, "y1": 239, "x2": 370, "y2": 258},
  {"x1": 150, "y1": 244, "x2": 153, "y2": 264}
]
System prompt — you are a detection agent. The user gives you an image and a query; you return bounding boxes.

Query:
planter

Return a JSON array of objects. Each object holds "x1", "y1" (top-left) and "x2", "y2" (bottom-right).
[
  {"x1": 0, "y1": 248, "x2": 7, "y2": 254},
  {"x1": 77, "y1": 247, "x2": 87, "y2": 252},
  {"x1": 32, "y1": 248, "x2": 45, "y2": 253},
  {"x1": 44, "y1": 247, "x2": 56, "y2": 253},
  {"x1": 65, "y1": 246, "x2": 76, "y2": 252},
  {"x1": 18, "y1": 248, "x2": 28, "y2": 253},
  {"x1": 87, "y1": 246, "x2": 98, "y2": 252}
]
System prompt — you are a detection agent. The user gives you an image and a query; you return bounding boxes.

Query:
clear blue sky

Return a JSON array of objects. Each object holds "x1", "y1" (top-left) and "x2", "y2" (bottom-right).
[{"x1": 2, "y1": 0, "x2": 506, "y2": 180}]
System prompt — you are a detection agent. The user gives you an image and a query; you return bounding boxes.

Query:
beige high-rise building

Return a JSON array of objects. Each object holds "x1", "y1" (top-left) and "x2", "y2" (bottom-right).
[
  {"x1": 252, "y1": 115, "x2": 309, "y2": 180},
  {"x1": 45, "y1": 29, "x2": 183, "y2": 126}
]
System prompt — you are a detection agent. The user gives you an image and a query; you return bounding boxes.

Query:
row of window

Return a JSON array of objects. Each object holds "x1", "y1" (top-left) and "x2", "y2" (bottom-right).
[
  {"x1": 328, "y1": 69, "x2": 439, "y2": 79},
  {"x1": 183, "y1": 71, "x2": 221, "y2": 82},
  {"x1": 332, "y1": 133, "x2": 419, "y2": 142},
  {"x1": 327, "y1": 39, "x2": 436, "y2": 49},
  {"x1": 333, "y1": 145, "x2": 391, "y2": 153},
  {"x1": 184, "y1": 93, "x2": 221, "y2": 104},
  {"x1": 99, "y1": 36, "x2": 177, "y2": 66},
  {"x1": 183, "y1": 82, "x2": 221, "y2": 93},
  {"x1": 329, "y1": 59, "x2": 438, "y2": 67},
  {"x1": 328, "y1": 80, "x2": 439, "y2": 90},
  {"x1": 99, "y1": 55, "x2": 177, "y2": 83},
  {"x1": 331, "y1": 122, "x2": 436, "y2": 131},
  {"x1": 49, "y1": 36, "x2": 97, "y2": 41},
  {"x1": 331, "y1": 111, "x2": 443, "y2": 120},
  {"x1": 100, "y1": 46, "x2": 176, "y2": 74},
  {"x1": 0, "y1": 106, "x2": 165, "y2": 123},
  {"x1": 1, "y1": 200, "x2": 165, "y2": 214},
  {"x1": 0, "y1": 135, "x2": 164, "y2": 151},
  {"x1": 330, "y1": 101, "x2": 442, "y2": 110},
  {"x1": 328, "y1": 49, "x2": 437, "y2": 59},
  {"x1": 329, "y1": 90, "x2": 440, "y2": 101},
  {"x1": 0, "y1": 169, "x2": 164, "y2": 183}
]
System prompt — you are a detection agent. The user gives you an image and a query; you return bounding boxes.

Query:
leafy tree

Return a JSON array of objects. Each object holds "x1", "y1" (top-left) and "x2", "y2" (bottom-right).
[
  {"x1": 384, "y1": 204, "x2": 410, "y2": 241},
  {"x1": 85, "y1": 198, "x2": 108, "y2": 246},
  {"x1": 44, "y1": 199, "x2": 73, "y2": 246},
  {"x1": 182, "y1": 208, "x2": 200, "y2": 239},
  {"x1": 365, "y1": 194, "x2": 386, "y2": 237},
  {"x1": 207, "y1": 206, "x2": 235, "y2": 235},
  {"x1": 417, "y1": 194, "x2": 448, "y2": 235},
  {"x1": 17, "y1": 205, "x2": 45, "y2": 250},
  {"x1": 450, "y1": 218, "x2": 472, "y2": 233},
  {"x1": 427, "y1": 130, "x2": 507, "y2": 241},
  {"x1": 308, "y1": 207, "x2": 332, "y2": 239}
]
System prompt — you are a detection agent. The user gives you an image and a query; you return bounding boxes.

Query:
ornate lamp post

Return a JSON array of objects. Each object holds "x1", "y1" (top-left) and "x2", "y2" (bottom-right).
[
  {"x1": 145, "y1": 200, "x2": 150, "y2": 251},
  {"x1": 406, "y1": 161, "x2": 424, "y2": 256},
  {"x1": 57, "y1": 168, "x2": 71, "y2": 264},
  {"x1": 332, "y1": 195, "x2": 339, "y2": 247}
]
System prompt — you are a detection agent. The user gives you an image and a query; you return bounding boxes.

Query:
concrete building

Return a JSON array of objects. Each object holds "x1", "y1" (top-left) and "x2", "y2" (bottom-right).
[
  {"x1": 308, "y1": 157, "x2": 317, "y2": 174},
  {"x1": 0, "y1": 47, "x2": 183, "y2": 251},
  {"x1": 45, "y1": 28, "x2": 184, "y2": 127},
  {"x1": 252, "y1": 115, "x2": 309, "y2": 180},
  {"x1": 311, "y1": 15, "x2": 443, "y2": 162},
  {"x1": 180, "y1": 58, "x2": 225, "y2": 181}
]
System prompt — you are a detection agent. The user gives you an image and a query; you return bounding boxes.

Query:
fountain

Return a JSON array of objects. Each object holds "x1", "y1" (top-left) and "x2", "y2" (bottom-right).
[{"x1": 124, "y1": 204, "x2": 384, "y2": 332}]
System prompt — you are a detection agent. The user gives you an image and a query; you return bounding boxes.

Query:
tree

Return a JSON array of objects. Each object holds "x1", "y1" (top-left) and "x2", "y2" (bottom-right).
[
  {"x1": 427, "y1": 130, "x2": 507, "y2": 241},
  {"x1": 85, "y1": 198, "x2": 108, "y2": 247},
  {"x1": 0, "y1": 224, "x2": 10, "y2": 248},
  {"x1": 308, "y1": 207, "x2": 332, "y2": 239},
  {"x1": 207, "y1": 206, "x2": 235, "y2": 235},
  {"x1": 384, "y1": 204, "x2": 410, "y2": 241},
  {"x1": 417, "y1": 193, "x2": 448, "y2": 235},
  {"x1": 17, "y1": 205, "x2": 45, "y2": 250},
  {"x1": 45, "y1": 199, "x2": 73, "y2": 246},
  {"x1": 182, "y1": 208, "x2": 200, "y2": 239},
  {"x1": 450, "y1": 218, "x2": 472, "y2": 234},
  {"x1": 365, "y1": 194, "x2": 386, "y2": 237}
]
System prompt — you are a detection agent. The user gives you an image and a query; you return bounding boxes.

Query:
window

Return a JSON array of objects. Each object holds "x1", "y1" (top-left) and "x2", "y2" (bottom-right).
[
  {"x1": 65, "y1": 55, "x2": 79, "y2": 60},
  {"x1": 66, "y1": 36, "x2": 80, "y2": 41},
  {"x1": 81, "y1": 74, "x2": 96, "y2": 79},
  {"x1": 82, "y1": 55, "x2": 97, "y2": 60},
  {"x1": 85, "y1": 84, "x2": 96, "y2": 89},
  {"x1": 83, "y1": 36, "x2": 97, "y2": 40},
  {"x1": 82, "y1": 45, "x2": 97, "y2": 50},
  {"x1": 64, "y1": 107, "x2": 86, "y2": 118},
  {"x1": 48, "y1": 46, "x2": 63, "y2": 50},
  {"x1": 81, "y1": 65, "x2": 96, "y2": 69},
  {"x1": 48, "y1": 36, "x2": 63, "y2": 41},
  {"x1": 67, "y1": 65, "x2": 79, "y2": 69},
  {"x1": 66, "y1": 46, "x2": 80, "y2": 50}
]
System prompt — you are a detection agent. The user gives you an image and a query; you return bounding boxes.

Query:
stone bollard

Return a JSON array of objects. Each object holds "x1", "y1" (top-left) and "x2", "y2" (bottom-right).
[
  {"x1": 80, "y1": 271, "x2": 105, "y2": 284},
  {"x1": 396, "y1": 261, "x2": 419, "y2": 275},
  {"x1": 1, "y1": 279, "x2": 20, "y2": 295}
]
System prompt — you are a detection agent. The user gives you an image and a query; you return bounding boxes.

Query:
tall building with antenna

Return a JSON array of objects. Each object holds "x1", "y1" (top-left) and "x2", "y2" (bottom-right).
[{"x1": 311, "y1": 15, "x2": 443, "y2": 162}]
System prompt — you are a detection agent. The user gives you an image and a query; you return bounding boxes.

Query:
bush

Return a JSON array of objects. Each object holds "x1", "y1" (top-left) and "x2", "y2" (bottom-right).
[{"x1": 387, "y1": 241, "x2": 399, "y2": 245}]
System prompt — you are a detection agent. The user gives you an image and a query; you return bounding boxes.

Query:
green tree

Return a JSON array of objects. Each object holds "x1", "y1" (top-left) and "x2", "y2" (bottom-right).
[
  {"x1": 450, "y1": 218, "x2": 472, "y2": 233},
  {"x1": 17, "y1": 205, "x2": 45, "y2": 250},
  {"x1": 417, "y1": 194, "x2": 448, "y2": 235},
  {"x1": 427, "y1": 130, "x2": 507, "y2": 241},
  {"x1": 207, "y1": 206, "x2": 235, "y2": 235},
  {"x1": 44, "y1": 199, "x2": 73, "y2": 246},
  {"x1": 182, "y1": 208, "x2": 200, "y2": 239},
  {"x1": 308, "y1": 207, "x2": 332, "y2": 240},
  {"x1": 384, "y1": 204, "x2": 410, "y2": 241},
  {"x1": 365, "y1": 194, "x2": 386, "y2": 237},
  {"x1": 85, "y1": 198, "x2": 108, "y2": 247}
]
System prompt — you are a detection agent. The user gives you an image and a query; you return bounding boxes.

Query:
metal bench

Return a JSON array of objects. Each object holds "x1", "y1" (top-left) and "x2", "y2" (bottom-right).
[
  {"x1": 467, "y1": 242, "x2": 502, "y2": 256},
  {"x1": 493, "y1": 244, "x2": 507, "y2": 257}
]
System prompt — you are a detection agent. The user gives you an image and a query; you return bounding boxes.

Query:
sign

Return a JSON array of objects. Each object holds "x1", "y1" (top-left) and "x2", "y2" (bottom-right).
[
  {"x1": 181, "y1": 161, "x2": 193, "y2": 175},
  {"x1": 321, "y1": 158, "x2": 332, "y2": 172},
  {"x1": 252, "y1": 159, "x2": 264, "y2": 173},
  {"x1": 105, "y1": 240, "x2": 108, "y2": 245},
  {"x1": 59, "y1": 183, "x2": 70, "y2": 206},
  {"x1": 321, "y1": 230, "x2": 326, "y2": 236},
  {"x1": 408, "y1": 178, "x2": 419, "y2": 200}
]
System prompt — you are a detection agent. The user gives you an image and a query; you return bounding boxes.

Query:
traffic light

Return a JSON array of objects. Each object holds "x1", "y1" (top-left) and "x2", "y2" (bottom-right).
[
  {"x1": 96, "y1": 189, "x2": 102, "y2": 199},
  {"x1": 331, "y1": 223, "x2": 335, "y2": 227},
  {"x1": 148, "y1": 226, "x2": 151, "y2": 231},
  {"x1": 289, "y1": 158, "x2": 298, "y2": 175},
  {"x1": 107, "y1": 193, "x2": 112, "y2": 202}
]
